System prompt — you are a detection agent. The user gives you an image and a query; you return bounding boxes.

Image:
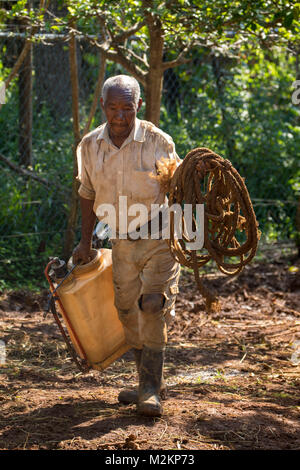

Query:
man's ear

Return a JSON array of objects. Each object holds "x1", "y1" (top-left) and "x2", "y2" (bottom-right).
[
  {"x1": 137, "y1": 98, "x2": 143, "y2": 113},
  {"x1": 100, "y1": 97, "x2": 104, "y2": 110}
]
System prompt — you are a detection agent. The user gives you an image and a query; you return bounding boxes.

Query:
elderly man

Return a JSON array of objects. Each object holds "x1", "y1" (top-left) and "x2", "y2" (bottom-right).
[{"x1": 73, "y1": 75, "x2": 181, "y2": 417}]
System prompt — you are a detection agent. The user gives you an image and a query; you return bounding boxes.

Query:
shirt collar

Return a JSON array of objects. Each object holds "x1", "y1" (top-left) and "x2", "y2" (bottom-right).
[
  {"x1": 133, "y1": 118, "x2": 146, "y2": 143},
  {"x1": 96, "y1": 118, "x2": 146, "y2": 146}
]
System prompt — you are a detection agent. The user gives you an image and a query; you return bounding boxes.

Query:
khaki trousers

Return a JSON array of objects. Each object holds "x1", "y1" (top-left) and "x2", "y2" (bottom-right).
[{"x1": 111, "y1": 238, "x2": 180, "y2": 351}]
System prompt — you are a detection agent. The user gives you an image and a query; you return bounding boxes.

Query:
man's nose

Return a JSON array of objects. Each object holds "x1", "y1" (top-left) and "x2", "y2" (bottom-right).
[{"x1": 115, "y1": 109, "x2": 125, "y2": 119}]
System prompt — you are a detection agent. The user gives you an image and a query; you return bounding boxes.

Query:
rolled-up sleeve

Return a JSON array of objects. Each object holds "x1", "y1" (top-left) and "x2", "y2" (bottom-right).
[{"x1": 76, "y1": 139, "x2": 96, "y2": 200}]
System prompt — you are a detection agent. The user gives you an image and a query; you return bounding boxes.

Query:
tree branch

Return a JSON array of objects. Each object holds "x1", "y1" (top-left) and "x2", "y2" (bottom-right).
[
  {"x1": 96, "y1": 13, "x2": 112, "y2": 45},
  {"x1": 4, "y1": 40, "x2": 32, "y2": 89},
  {"x1": 162, "y1": 43, "x2": 194, "y2": 71},
  {"x1": 95, "y1": 15, "x2": 148, "y2": 84},
  {"x1": 65, "y1": 22, "x2": 147, "y2": 87},
  {"x1": 117, "y1": 44, "x2": 149, "y2": 68},
  {"x1": 0, "y1": 0, "x2": 48, "y2": 109},
  {"x1": 0, "y1": 153, "x2": 68, "y2": 196},
  {"x1": 113, "y1": 21, "x2": 146, "y2": 44},
  {"x1": 100, "y1": 47, "x2": 147, "y2": 86}
]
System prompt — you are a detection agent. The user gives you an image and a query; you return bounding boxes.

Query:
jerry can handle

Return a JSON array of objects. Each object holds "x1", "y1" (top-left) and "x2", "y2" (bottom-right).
[{"x1": 44, "y1": 259, "x2": 91, "y2": 373}]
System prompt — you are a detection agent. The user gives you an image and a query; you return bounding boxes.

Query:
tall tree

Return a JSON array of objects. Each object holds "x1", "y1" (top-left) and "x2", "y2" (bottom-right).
[
  {"x1": 60, "y1": 0, "x2": 300, "y2": 124},
  {"x1": 1, "y1": 0, "x2": 299, "y2": 258},
  {"x1": 3, "y1": 0, "x2": 300, "y2": 124}
]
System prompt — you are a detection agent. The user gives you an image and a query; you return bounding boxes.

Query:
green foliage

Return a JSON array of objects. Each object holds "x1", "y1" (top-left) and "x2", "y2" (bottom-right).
[
  {"x1": 0, "y1": 1, "x2": 300, "y2": 290},
  {"x1": 0, "y1": 79, "x2": 76, "y2": 290},
  {"x1": 160, "y1": 47, "x2": 299, "y2": 241}
]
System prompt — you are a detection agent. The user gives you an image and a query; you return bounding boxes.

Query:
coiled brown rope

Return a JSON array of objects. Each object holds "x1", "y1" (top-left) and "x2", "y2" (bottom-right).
[{"x1": 156, "y1": 147, "x2": 261, "y2": 312}]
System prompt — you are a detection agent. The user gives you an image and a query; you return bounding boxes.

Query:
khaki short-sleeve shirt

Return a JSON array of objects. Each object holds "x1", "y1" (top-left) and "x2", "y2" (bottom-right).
[{"x1": 76, "y1": 118, "x2": 181, "y2": 236}]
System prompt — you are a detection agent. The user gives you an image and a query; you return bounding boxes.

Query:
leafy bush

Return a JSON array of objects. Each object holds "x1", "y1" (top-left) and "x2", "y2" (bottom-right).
[
  {"x1": 0, "y1": 47, "x2": 299, "y2": 289},
  {"x1": 160, "y1": 48, "x2": 299, "y2": 242}
]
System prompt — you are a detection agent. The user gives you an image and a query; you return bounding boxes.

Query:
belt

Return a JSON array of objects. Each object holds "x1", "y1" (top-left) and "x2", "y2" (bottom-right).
[{"x1": 126, "y1": 212, "x2": 164, "y2": 242}]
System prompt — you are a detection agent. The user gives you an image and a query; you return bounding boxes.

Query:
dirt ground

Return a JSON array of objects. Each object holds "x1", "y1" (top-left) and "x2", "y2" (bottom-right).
[{"x1": 0, "y1": 244, "x2": 299, "y2": 451}]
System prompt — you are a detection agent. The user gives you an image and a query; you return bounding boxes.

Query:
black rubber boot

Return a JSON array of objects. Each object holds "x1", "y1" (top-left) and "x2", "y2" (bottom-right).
[
  {"x1": 118, "y1": 348, "x2": 167, "y2": 405},
  {"x1": 137, "y1": 346, "x2": 164, "y2": 417}
]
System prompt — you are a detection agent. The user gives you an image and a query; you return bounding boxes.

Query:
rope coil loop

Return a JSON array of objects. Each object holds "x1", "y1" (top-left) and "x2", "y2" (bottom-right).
[{"x1": 166, "y1": 147, "x2": 261, "y2": 312}]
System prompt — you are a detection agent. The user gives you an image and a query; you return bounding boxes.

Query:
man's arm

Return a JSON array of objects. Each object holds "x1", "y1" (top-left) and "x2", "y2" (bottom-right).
[{"x1": 72, "y1": 196, "x2": 96, "y2": 264}]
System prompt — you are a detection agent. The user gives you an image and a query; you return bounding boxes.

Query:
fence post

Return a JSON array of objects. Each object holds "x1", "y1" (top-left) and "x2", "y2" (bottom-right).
[
  {"x1": 18, "y1": 22, "x2": 32, "y2": 167},
  {"x1": 63, "y1": 25, "x2": 81, "y2": 261}
]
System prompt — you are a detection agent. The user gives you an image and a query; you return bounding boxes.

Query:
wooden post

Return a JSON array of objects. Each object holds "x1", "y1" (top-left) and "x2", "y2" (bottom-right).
[
  {"x1": 18, "y1": 27, "x2": 32, "y2": 167},
  {"x1": 63, "y1": 26, "x2": 81, "y2": 260},
  {"x1": 143, "y1": 6, "x2": 164, "y2": 126},
  {"x1": 295, "y1": 50, "x2": 300, "y2": 257}
]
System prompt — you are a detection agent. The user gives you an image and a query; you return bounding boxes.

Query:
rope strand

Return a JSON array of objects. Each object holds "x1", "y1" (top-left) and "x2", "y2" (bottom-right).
[{"x1": 165, "y1": 148, "x2": 261, "y2": 312}]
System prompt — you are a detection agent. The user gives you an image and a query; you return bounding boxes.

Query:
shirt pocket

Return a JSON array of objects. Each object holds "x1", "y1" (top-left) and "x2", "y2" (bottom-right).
[{"x1": 130, "y1": 170, "x2": 160, "y2": 205}]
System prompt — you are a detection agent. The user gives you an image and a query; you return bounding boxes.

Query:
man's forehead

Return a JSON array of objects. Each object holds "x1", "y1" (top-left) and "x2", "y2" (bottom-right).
[{"x1": 105, "y1": 85, "x2": 135, "y2": 104}]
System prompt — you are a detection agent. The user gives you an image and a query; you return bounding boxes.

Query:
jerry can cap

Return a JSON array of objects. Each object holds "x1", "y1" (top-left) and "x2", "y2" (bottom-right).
[{"x1": 67, "y1": 248, "x2": 103, "y2": 276}]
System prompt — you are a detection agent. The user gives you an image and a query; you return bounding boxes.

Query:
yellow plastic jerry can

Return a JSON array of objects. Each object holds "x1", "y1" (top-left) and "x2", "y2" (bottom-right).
[{"x1": 50, "y1": 248, "x2": 130, "y2": 371}]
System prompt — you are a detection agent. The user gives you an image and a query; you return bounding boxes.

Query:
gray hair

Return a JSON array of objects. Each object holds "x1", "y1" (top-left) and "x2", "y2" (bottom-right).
[{"x1": 101, "y1": 75, "x2": 141, "y2": 106}]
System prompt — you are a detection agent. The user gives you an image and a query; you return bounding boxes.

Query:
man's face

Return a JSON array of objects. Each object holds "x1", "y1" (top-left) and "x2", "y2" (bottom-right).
[{"x1": 101, "y1": 85, "x2": 142, "y2": 146}]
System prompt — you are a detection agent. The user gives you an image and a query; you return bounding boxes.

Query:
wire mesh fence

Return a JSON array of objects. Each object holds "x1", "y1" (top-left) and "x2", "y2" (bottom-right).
[{"x1": 0, "y1": 25, "x2": 299, "y2": 287}]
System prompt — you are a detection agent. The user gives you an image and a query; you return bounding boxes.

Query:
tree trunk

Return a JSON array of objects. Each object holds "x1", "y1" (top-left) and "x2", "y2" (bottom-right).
[
  {"x1": 295, "y1": 50, "x2": 300, "y2": 257},
  {"x1": 143, "y1": 5, "x2": 164, "y2": 126},
  {"x1": 144, "y1": 68, "x2": 164, "y2": 126}
]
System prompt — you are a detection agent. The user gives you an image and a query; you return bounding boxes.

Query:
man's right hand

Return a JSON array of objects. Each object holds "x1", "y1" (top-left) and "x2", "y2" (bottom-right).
[
  {"x1": 72, "y1": 196, "x2": 96, "y2": 264},
  {"x1": 72, "y1": 240, "x2": 93, "y2": 265}
]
